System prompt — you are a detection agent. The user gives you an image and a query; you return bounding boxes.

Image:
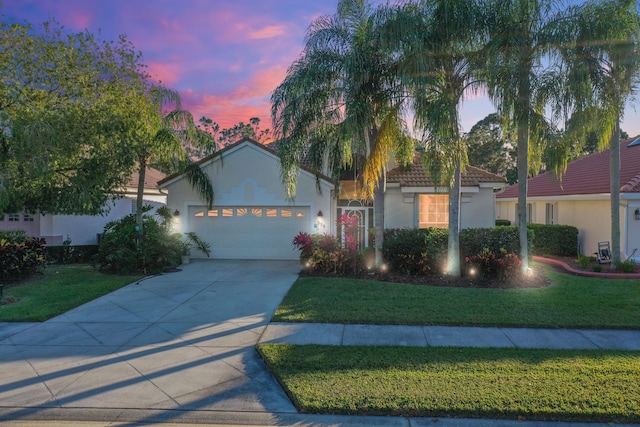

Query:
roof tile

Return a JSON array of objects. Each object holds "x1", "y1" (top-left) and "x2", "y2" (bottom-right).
[
  {"x1": 387, "y1": 154, "x2": 507, "y2": 187},
  {"x1": 497, "y1": 136, "x2": 640, "y2": 198}
]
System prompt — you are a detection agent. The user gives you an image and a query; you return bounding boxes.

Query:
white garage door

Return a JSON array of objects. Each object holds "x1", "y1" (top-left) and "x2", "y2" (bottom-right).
[{"x1": 188, "y1": 206, "x2": 309, "y2": 260}]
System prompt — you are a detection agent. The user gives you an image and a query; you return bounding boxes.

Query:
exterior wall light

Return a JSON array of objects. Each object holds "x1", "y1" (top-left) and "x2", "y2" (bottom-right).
[
  {"x1": 635, "y1": 208, "x2": 640, "y2": 220},
  {"x1": 174, "y1": 209, "x2": 180, "y2": 216},
  {"x1": 317, "y1": 210, "x2": 323, "y2": 217}
]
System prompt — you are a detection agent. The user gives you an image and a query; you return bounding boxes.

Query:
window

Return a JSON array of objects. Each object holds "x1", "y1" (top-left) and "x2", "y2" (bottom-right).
[
  {"x1": 222, "y1": 208, "x2": 233, "y2": 217},
  {"x1": 418, "y1": 194, "x2": 449, "y2": 228},
  {"x1": 545, "y1": 203, "x2": 557, "y2": 225},
  {"x1": 207, "y1": 209, "x2": 219, "y2": 217},
  {"x1": 266, "y1": 209, "x2": 277, "y2": 217},
  {"x1": 251, "y1": 208, "x2": 263, "y2": 217},
  {"x1": 237, "y1": 208, "x2": 248, "y2": 217},
  {"x1": 23, "y1": 213, "x2": 34, "y2": 222},
  {"x1": 515, "y1": 203, "x2": 534, "y2": 222},
  {"x1": 194, "y1": 211, "x2": 205, "y2": 217},
  {"x1": 280, "y1": 209, "x2": 292, "y2": 217},
  {"x1": 8, "y1": 214, "x2": 20, "y2": 222}
]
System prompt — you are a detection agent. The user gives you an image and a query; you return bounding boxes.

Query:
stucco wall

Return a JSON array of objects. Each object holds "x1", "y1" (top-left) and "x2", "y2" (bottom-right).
[
  {"x1": 461, "y1": 187, "x2": 497, "y2": 229},
  {"x1": 383, "y1": 188, "x2": 414, "y2": 229},
  {"x1": 384, "y1": 186, "x2": 498, "y2": 230},
  {"x1": 496, "y1": 198, "x2": 635, "y2": 258}
]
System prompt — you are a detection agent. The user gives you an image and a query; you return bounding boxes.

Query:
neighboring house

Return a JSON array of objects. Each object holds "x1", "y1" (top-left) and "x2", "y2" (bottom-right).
[
  {"x1": 0, "y1": 167, "x2": 166, "y2": 245},
  {"x1": 160, "y1": 138, "x2": 507, "y2": 260},
  {"x1": 496, "y1": 136, "x2": 640, "y2": 262}
]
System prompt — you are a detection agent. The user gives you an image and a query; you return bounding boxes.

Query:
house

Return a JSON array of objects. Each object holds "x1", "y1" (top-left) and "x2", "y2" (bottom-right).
[
  {"x1": 0, "y1": 167, "x2": 166, "y2": 245},
  {"x1": 159, "y1": 138, "x2": 507, "y2": 260},
  {"x1": 496, "y1": 136, "x2": 640, "y2": 262}
]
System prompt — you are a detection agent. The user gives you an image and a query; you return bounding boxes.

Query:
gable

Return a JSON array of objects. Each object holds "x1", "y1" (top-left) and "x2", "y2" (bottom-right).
[{"x1": 158, "y1": 138, "x2": 334, "y2": 199}]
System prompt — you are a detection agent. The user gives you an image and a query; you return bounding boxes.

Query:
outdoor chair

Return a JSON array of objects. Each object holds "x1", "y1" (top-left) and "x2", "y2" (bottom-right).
[{"x1": 595, "y1": 241, "x2": 612, "y2": 264}]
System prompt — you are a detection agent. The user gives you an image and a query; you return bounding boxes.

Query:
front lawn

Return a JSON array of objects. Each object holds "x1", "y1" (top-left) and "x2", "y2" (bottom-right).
[
  {"x1": 0, "y1": 264, "x2": 142, "y2": 321},
  {"x1": 257, "y1": 344, "x2": 640, "y2": 423},
  {"x1": 273, "y1": 269, "x2": 640, "y2": 329}
]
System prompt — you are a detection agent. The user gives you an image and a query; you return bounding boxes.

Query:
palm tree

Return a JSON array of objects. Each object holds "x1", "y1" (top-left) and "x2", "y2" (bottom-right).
[
  {"x1": 383, "y1": 0, "x2": 485, "y2": 277},
  {"x1": 480, "y1": 0, "x2": 582, "y2": 271},
  {"x1": 271, "y1": 0, "x2": 414, "y2": 267},
  {"x1": 560, "y1": 0, "x2": 640, "y2": 263},
  {"x1": 133, "y1": 85, "x2": 215, "y2": 230}
]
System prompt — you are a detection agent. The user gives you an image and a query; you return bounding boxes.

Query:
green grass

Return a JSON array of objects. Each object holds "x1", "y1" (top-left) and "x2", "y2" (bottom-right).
[
  {"x1": 0, "y1": 264, "x2": 142, "y2": 321},
  {"x1": 273, "y1": 270, "x2": 640, "y2": 328},
  {"x1": 258, "y1": 344, "x2": 640, "y2": 423}
]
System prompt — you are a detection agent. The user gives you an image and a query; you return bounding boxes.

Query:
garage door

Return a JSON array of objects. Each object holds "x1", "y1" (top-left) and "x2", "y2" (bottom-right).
[{"x1": 188, "y1": 206, "x2": 310, "y2": 260}]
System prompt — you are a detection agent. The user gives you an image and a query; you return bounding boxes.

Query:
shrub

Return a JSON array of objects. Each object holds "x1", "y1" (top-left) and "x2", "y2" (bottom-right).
[
  {"x1": 616, "y1": 259, "x2": 637, "y2": 273},
  {"x1": 459, "y1": 226, "x2": 525, "y2": 259},
  {"x1": 527, "y1": 224, "x2": 578, "y2": 256},
  {"x1": 465, "y1": 248, "x2": 522, "y2": 280},
  {"x1": 577, "y1": 254, "x2": 592, "y2": 269},
  {"x1": 46, "y1": 244, "x2": 100, "y2": 264},
  {"x1": 95, "y1": 206, "x2": 183, "y2": 275},
  {"x1": 495, "y1": 219, "x2": 511, "y2": 226},
  {"x1": 382, "y1": 228, "x2": 448, "y2": 275},
  {"x1": 292, "y1": 213, "x2": 364, "y2": 276},
  {"x1": 0, "y1": 236, "x2": 47, "y2": 280}
]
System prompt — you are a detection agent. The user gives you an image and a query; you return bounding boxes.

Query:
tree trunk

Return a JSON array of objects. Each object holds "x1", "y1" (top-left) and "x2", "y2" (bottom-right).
[
  {"x1": 136, "y1": 160, "x2": 146, "y2": 232},
  {"x1": 610, "y1": 120, "x2": 621, "y2": 263},
  {"x1": 374, "y1": 172, "x2": 385, "y2": 268},
  {"x1": 447, "y1": 161, "x2": 462, "y2": 277},
  {"x1": 516, "y1": 38, "x2": 532, "y2": 273}
]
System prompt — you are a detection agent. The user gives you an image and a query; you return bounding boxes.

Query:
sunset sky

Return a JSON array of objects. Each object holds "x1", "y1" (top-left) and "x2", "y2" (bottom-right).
[{"x1": 2, "y1": 0, "x2": 639, "y2": 137}]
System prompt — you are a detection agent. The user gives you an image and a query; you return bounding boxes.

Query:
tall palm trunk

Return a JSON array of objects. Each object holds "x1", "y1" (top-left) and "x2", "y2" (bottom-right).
[
  {"x1": 448, "y1": 160, "x2": 462, "y2": 277},
  {"x1": 516, "y1": 37, "x2": 533, "y2": 273},
  {"x1": 374, "y1": 173, "x2": 385, "y2": 267},
  {"x1": 610, "y1": 120, "x2": 621, "y2": 262}
]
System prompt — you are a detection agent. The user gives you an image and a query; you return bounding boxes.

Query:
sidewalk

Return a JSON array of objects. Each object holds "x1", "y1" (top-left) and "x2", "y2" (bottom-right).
[{"x1": 260, "y1": 322, "x2": 640, "y2": 350}]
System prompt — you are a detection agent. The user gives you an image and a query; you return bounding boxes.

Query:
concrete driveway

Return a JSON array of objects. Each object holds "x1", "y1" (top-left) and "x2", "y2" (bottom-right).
[{"x1": 0, "y1": 260, "x2": 301, "y2": 424}]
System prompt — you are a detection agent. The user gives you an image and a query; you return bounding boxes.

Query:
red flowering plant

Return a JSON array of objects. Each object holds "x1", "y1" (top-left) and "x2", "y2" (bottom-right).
[
  {"x1": 292, "y1": 231, "x2": 313, "y2": 261},
  {"x1": 338, "y1": 212, "x2": 359, "y2": 252},
  {"x1": 496, "y1": 249, "x2": 522, "y2": 280},
  {"x1": 465, "y1": 247, "x2": 522, "y2": 281},
  {"x1": 465, "y1": 247, "x2": 496, "y2": 279}
]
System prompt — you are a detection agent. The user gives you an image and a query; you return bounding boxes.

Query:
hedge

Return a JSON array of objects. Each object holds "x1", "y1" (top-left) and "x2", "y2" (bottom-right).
[
  {"x1": 46, "y1": 245, "x2": 100, "y2": 264},
  {"x1": 528, "y1": 224, "x2": 578, "y2": 256}
]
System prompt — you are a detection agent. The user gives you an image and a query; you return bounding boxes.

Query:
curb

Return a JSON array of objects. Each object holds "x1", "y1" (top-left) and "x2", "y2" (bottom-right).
[{"x1": 534, "y1": 256, "x2": 640, "y2": 279}]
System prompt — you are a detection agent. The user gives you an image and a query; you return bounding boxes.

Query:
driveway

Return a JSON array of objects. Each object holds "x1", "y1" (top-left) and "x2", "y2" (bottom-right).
[{"x1": 0, "y1": 260, "x2": 301, "y2": 424}]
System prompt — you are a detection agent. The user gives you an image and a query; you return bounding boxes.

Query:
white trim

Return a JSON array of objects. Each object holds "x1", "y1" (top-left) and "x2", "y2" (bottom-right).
[
  {"x1": 497, "y1": 193, "x2": 612, "y2": 202},
  {"x1": 401, "y1": 186, "x2": 479, "y2": 193}
]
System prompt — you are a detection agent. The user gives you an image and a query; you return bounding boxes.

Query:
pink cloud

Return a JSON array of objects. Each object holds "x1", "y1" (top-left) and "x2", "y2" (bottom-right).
[
  {"x1": 248, "y1": 25, "x2": 287, "y2": 40},
  {"x1": 231, "y1": 66, "x2": 288, "y2": 100},
  {"x1": 147, "y1": 62, "x2": 183, "y2": 86}
]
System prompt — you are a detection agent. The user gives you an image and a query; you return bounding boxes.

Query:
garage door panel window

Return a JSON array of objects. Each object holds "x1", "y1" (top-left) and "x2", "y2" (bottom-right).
[{"x1": 192, "y1": 206, "x2": 308, "y2": 219}]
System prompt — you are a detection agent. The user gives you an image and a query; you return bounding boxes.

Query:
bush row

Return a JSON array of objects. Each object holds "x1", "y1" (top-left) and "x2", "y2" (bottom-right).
[{"x1": 46, "y1": 245, "x2": 100, "y2": 264}]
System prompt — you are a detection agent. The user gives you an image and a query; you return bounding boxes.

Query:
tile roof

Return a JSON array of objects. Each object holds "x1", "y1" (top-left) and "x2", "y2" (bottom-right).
[
  {"x1": 497, "y1": 136, "x2": 640, "y2": 198},
  {"x1": 386, "y1": 154, "x2": 507, "y2": 187},
  {"x1": 127, "y1": 166, "x2": 166, "y2": 190}
]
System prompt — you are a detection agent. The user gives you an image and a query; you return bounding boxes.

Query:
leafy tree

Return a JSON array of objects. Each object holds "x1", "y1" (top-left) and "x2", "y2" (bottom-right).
[
  {"x1": 0, "y1": 18, "x2": 146, "y2": 215},
  {"x1": 271, "y1": 0, "x2": 414, "y2": 267},
  {"x1": 198, "y1": 116, "x2": 270, "y2": 152},
  {"x1": 466, "y1": 113, "x2": 517, "y2": 179},
  {"x1": 480, "y1": 0, "x2": 585, "y2": 271}
]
